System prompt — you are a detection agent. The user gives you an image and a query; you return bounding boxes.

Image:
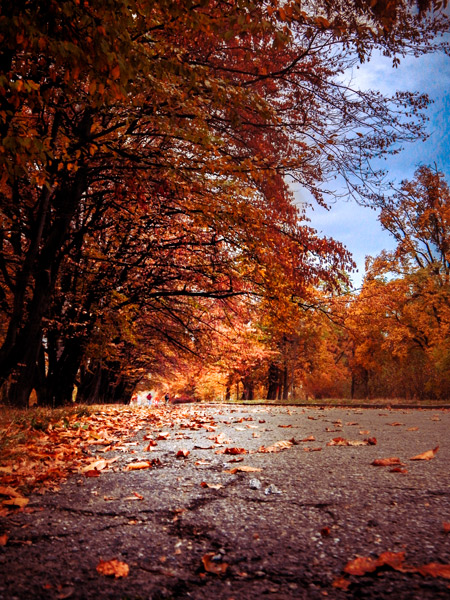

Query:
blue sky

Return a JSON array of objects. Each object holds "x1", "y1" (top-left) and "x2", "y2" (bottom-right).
[{"x1": 296, "y1": 46, "x2": 450, "y2": 289}]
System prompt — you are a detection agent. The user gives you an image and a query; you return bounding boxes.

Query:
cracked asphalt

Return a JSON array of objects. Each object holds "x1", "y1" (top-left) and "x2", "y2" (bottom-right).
[{"x1": 0, "y1": 404, "x2": 449, "y2": 600}]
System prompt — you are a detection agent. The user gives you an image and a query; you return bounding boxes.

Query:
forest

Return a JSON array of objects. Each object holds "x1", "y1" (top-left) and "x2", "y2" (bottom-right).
[{"x1": 0, "y1": 0, "x2": 449, "y2": 407}]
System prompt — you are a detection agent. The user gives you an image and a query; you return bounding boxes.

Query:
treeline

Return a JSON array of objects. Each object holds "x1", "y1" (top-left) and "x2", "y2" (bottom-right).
[
  {"x1": 0, "y1": 1, "x2": 448, "y2": 407},
  {"x1": 183, "y1": 167, "x2": 450, "y2": 403}
]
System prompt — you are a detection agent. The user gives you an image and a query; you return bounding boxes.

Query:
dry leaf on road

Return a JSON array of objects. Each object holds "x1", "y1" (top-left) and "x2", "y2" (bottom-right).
[
  {"x1": 202, "y1": 553, "x2": 228, "y2": 575},
  {"x1": 96, "y1": 559, "x2": 129, "y2": 578},
  {"x1": 410, "y1": 446, "x2": 439, "y2": 461},
  {"x1": 371, "y1": 457, "x2": 405, "y2": 467}
]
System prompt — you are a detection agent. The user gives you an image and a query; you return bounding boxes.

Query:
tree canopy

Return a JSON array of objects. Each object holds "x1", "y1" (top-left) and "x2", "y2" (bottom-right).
[{"x1": 0, "y1": 0, "x2": 448, "y2": 406}]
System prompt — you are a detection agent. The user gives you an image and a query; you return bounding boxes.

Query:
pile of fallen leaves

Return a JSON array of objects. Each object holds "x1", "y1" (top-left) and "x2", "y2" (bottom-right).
[{"x1": 0, "y1": 405, "x2": 155, "y2": 514}]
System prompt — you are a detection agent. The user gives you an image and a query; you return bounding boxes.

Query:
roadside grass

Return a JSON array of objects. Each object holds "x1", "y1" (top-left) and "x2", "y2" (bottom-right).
[{"x1": 0, "y1": 405, "x2": 95, "y2": 464}]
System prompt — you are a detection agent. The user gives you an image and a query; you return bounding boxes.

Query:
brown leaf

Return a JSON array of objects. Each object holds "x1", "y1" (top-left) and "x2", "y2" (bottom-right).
[
  {"x1": 278, "y1": 424, "x2": 292, "y2": 428},
  {"x1": 0, "y1": 534, "x2": 8, "y2": 546},
  {"x1": 156, "y1": 432, "x2": 170, "y2": 440},
  {"x1": 443, "y1": 522, "x2": 450, "y2": 533},
  {"x1": 371, "y1": 457, "x2": 405, "y2": 467},
  {"x1": 407, "y1": 427, "x2": 419, "y2": 431},
  {"x1": 410, "y1": 446, "x2": 439, "y2": 461},
  {"x1": 359, "y1": 430, "x2": 370, "y2": 435},
  {"x1": 300, "y1": 435, "x2": 316, "y2": 442},
  {"x1": 202, "y1": 553, "x2": 228, "y2": 575},
  {"x1": 389, "y1": 467, "x2": 408, "y2": 474},
  {"x1": 84, "y1": 469, "x2": 101, "y2": 478},
  {"x1": 303, "y1": 447, "x2": 322, "y2": 452},
  {"x1": 96, "y1": 559, "x2": 129, "y2": 578},
  {"x1": 388, "y1": 422, "x2": 404, "y2": 426}
]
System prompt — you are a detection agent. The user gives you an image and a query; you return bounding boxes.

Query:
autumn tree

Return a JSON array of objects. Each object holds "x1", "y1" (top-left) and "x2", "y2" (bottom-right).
[
  {"x1": 0, "y1": 1, "x2": 448, "y2": 406},
  {"x1": 345, "y1": 167, "x2": 450, "y2": 399}
]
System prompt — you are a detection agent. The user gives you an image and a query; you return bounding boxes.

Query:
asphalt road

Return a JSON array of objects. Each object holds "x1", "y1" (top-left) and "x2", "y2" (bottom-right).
[{"x1": 0, "y1": 404, "x2": 449, "y2": 599}]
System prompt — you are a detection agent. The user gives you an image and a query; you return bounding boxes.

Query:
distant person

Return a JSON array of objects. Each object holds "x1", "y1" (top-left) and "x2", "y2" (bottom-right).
[
  {"x1": 164, "y1": 392, "x2": 170, "y2": 404},
  {"x1": 147, "y1": 392, "x2": 152, "y2": 406}
]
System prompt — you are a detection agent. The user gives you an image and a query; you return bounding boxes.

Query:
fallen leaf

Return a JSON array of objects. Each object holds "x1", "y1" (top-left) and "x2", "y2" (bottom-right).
[
  {"x1": 215, "y1": 433, "x2": 231, "y2": 444},
  {"x1": 176, "y1": 449, "x2": 189, "y2": 458},
  {"x1": 0, "y1": 534, "x2": 8, "y2": 546},
  {"x1": 388, "y1": 422, "x2": 404, "y2": 426},
  {"x1": 200, "y1": 482, "x2": 224, "y2": 489},
  {"x1": 96, "y1": 559, "x2": 129, "y2": 578},
  {"x1": 278, "y1": 424, "x2": 292, "y2": 428},
  {"x1": 303, "y1": 447, "x2": 322, "y2": 452},
  {"x1": 81, "y1": 459, "x2": 108, "y2": 473},
  {"x1": 258, "y1": 440, "x2": 293, "y2": 453},
  {"x1": 344, "y1": 556, "x2": 379, "y2": 575},
  {"x1": 332, "y1": 576, "x2": 351, "y2": 590},
  {"x1": 417, "y1": 563, "x2": 450, "y2": 578},
  {"x1": 84, "y1": 469, "x2": 101, "y2": 478},
  {"x1": 371, "y1": 457, "x2": 405, "y2": 467},
  {"x1": 2, "y1": 497, "x2": 29, "y2": 508},
  {"x1": 407, "y1": 427, "x2": 419, "y2": 431},
  {"x1": 215, "y1": 447, "x2": 247, "y2": 455},
  {"x1": 0, "y1": 486, "x2": 24, "y2": 498},
  {"x1": 300, "y1": 435, "x2": 316, "y2": 442},
  {"x1": 389, "y1": 467, "x2": 408, "y2": 474},
  {"x1": 156, "y1": 432, "x2": 170, "y2": 440},
  {"x1": 224, "y1": 465, "x2": 262, "y2": 474},
  {"x1": 126, "y1": 461, "x2": 152, "y2": 471},
  {"x1": 443, "y1": 522, "x2": 450, "y2": 533},
  {"x1": 202, "y1": 553, "x2": 228, "y2": 575},
  {"x1": 410, "y1": 446, "x2": 439, "y2": 461},
  {"x1": 320, "y1": 526, "x2": 331, "y2": 537},
  {"x1": 359, "y1": 430, "x2": 370, "y2": 435}
]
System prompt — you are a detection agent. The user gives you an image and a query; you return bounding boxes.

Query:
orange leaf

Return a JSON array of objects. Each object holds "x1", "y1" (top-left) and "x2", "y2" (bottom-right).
[
  {"x1": 2, "y1": 497, "x2": 29, "y2": 508},
  {"x1": 176, "y1": 449, "x2": 189, "y2": 458},
  {"x1": 0, "y1": 534, "x2": 8, "y2": 546},
  {"x1": 200, "y1": 482, "x2": 223, "y2": 489},
  {"x1": 202, "y1": 553, "x2": 228, "y2": 575},
  {"x1": 300, "y1": 435, "x2": 316, "y2": 442},
  {"x1": 332, "y1": 576, "x2": 351, "y2": 590},
  {"x1": 96, "y1": 559, "x2": 129, "y2": 578},
  {"x1": 344, "y1": 556, "x2": 379, "y2": 575},
  {"x1": 443, "y1": 522, "x2": 450, "y2": 533},
  {"x1": 126, "y1": 461, "x2": 152, "y2": 471},
  {"x1": 216, "y1": 447, "x2": 247, "y2": 455},
  {"x1": 371, "y1": 457, "x2": 405, "y2": 467},
  {"x1": 389, "y1": 467, "x2": 408, "y2": 473},
  {"x1": 258, "y1": 440, "x2": 293, "y2": 453},
  {"x1": 224, "y1": 465, "x2": 262, "y2": 474},
  {"x1": 84, "y1": 469, "x2": 101, "y2": 478},
  {"x1": 416, "y1": 563, "x2": 450, "y2": 579},
  {"x1": 0, "y1": 486, "x2": 24, "y2": 498},
  {"x1": 410, "y1": 446, "x2": 439, "y2": 461}
]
